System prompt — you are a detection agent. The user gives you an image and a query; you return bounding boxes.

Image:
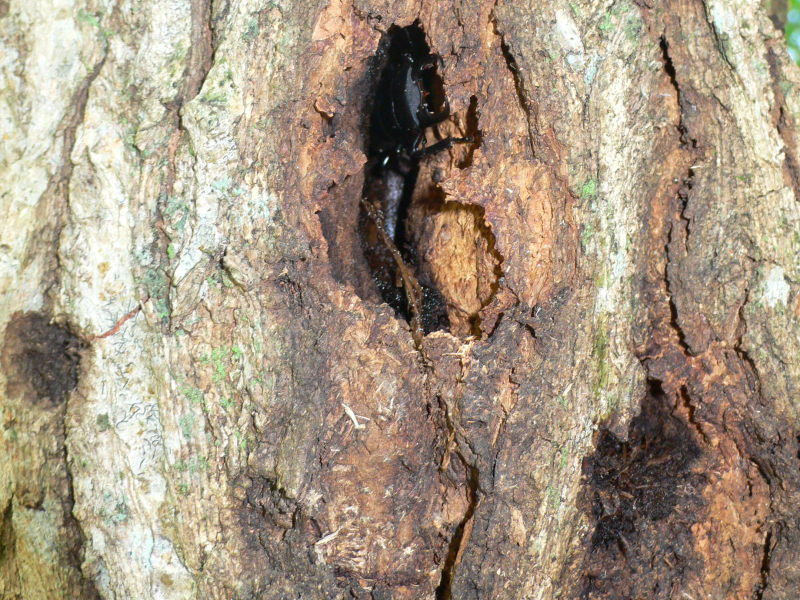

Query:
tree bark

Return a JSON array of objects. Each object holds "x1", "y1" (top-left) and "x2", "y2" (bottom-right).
[{"x1": 1, "y1": 0, "x2": 799, "y2": 598}]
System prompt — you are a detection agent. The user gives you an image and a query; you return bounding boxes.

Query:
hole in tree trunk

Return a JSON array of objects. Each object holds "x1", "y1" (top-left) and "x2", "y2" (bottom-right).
[{"x1": 356, "y1": 22, "x2": 501, "y2": 338}]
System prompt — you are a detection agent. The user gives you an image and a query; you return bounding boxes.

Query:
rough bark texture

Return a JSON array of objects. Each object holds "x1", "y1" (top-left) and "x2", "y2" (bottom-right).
[{"x1": 1, "y1": 0, "x2": 799, "y2": 598}]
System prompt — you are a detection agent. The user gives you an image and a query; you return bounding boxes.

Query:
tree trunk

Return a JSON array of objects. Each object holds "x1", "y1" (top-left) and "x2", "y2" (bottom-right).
[{"x1": 2, "y1": 0, "x2": 799, "y2": 598}]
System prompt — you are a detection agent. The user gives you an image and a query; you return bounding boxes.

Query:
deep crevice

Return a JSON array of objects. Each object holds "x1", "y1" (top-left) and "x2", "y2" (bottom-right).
[
  {"x1": 435, "y1": 464, "x2": 479, "y2": 600},
  {"x1": 64, "y1": 460, "x2": 102, "y2": 599},
  {"x1": 489, "y1": 10, "x2": 535, "y2": 156},
  {"x1": 42, "y1": 51, "x2": 107, "y2": 299},
  {"x1": 498, "y1": 38, "x2": 527, "y2": 120},
  {"x1": 700, "y1": 2, "x2": 737, "y2": 73},
  {"x1": 659, "y1": 36, "x2": 679, "y2": 100},
  {"x1": 61, "y1": 55, "x2": 108, "y2": 185},
  {"x1": 678, "y1": 385, "x2": 709, "y2": 445},
  {"x1": 665, "y1": 274, "x2": 692, "y2": 353},
  {"x1": 355, "y1": 22, "x2": 495, "y2": 341},
  {"x1": 457, "y1": 95, "x2": 482, "y2": 169},
  {"x1": 659, "y1": 35, "x2": 697, "y2": 151},
  {"x1": 177, "y1": 0, "x2": 215, "y2": 108},
  {"x1": 153, "y1": 0, "x2": 216, "y2": 331},
  {"x1": 753, "y1": 530, "x2": 774, "y2": 599},
  {"x1": 660, "y1": 35, "x2": 703, "y2": 354}
]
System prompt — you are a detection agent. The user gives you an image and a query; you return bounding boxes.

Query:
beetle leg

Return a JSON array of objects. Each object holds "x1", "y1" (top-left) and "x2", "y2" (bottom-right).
[
  {"x1": 419, "y1": 54, "x2": 444, "y2": 71},
  {"x1": 412, "y1": 136, "x2": 472, "y2": 159},
  {"x1": 418, "y1": 104, "x2": 450, "y2": 127}
]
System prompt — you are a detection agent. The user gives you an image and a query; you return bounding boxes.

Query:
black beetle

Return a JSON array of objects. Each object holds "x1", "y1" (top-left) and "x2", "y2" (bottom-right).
[
  {"x1": 369, "y1": 24, "x2": 471, "y2": 174},
  {"x1": 360, "y1": 23, "x2": 470, "y2": 339}
]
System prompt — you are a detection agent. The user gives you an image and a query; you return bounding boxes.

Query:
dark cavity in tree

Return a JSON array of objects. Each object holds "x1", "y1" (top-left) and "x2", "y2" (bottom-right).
[{"x1": 359, "y1": 22, "x2": 471, "y2": 336}]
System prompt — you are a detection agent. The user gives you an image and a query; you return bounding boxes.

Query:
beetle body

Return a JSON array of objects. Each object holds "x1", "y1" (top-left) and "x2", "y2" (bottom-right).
[
  {"x1": 369, "y1": 27, "x2": 468, "y2": 174},
  {"x1": 361, "y1": 23, "x2": 469, "y2": 337}
]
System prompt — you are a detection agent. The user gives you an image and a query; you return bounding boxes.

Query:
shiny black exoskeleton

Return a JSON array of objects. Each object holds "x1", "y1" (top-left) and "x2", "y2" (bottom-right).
[
  {"x1": 361, "y1": 23, "x2": 470, "y2": 338},
  {"x1": 370, "y1": 24, "x2": 470, "y2": 173}
]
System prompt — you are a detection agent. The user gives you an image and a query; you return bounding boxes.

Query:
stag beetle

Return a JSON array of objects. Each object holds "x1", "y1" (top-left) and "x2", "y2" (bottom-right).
[
  {"x1": 360, "y1": 23, "x2": 470, "y2": 338},
  {"x1": 370, "y1": 24, "x2": 471, "y2": 174}
]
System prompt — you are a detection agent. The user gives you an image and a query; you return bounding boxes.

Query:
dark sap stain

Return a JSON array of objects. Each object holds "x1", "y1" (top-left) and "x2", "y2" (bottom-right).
[{"x1": 1, "y1": 312, "x2": 85, "y2": 405}]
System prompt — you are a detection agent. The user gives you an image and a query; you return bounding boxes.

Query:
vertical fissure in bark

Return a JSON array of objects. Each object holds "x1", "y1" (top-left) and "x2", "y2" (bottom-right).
[
  {"x1": 53, "y1": 54, "x2": 109, "y2": 199},
  {"x1": 678, "y1": 385, "x2": 709, "y2": 445},
  {"x1": 753, "y1": 529, "x2": 774, "y2": 599},
  {"x1": 62, "y1": 464, "x2": 102, "y2": 600},
  {"x1": 458, "y1": 95, "x2": 482, "y2": 168},
  {"x1": 489, "y1": 11, "x2": 535, "y2": 156},
  {"x1": 659, "y1": 35, "x2": 699, "y2": 352},
  {"x1": 161, "y1": 0, "x2": 215, "y2": 186},
  {"x1": 435, "y1": 464, "x2": 479, "y2": 600},
  {"x1": 700, "y1": 2, "x2": 737, "y2": 73},
  {"x1": 665, "y1": 276, "x2": 691, "y2": 353},
  {"x1": 183, "y1": 0, "x2": 215, "y2": 104},
  {"x1": 765, "y1": 46, "x2": 800, "y2": 201},
  {"x1": 154, "y1": 0, "x2": 216, "y2": 330},
  {"x1": 39, "y1": 51, "x2": 108, "y2": 297}
]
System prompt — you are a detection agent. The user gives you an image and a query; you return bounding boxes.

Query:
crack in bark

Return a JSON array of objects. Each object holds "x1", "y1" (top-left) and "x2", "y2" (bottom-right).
[
  {"x1": 700, "y1": 2, "x2": 737, "y2": 75},
  {"x1": 753, "y1": 530, "x2": 774, "y2": 599},
  {"x1": 435, "y1": 463, "x2": 479, "y2": 600},
  {"x1": 44, "y1": 52, "x2": 107, "y2": 215},
  {"x1": 677, "y1": 385, "x2": 709, "y2": 445},
  {"x1": 184, "y1": 0, "x2": 216, "y2": 104},
  {"x1": 433, "y1": 382, "x2": 485, "y2": 600},
  {"x1": 489, "y1": 8, "x2": 536, "y2": 157},
  {"x1": 765, "y1": 46, "x2": 800, "y2": 203},
  {"x1": 36, "y1": 50, "x2": 108, "y2": 303},
  {"x1": 63, "y1": 454, "x2": 102, "y2": 600},
  {"x1": 53, "y1": 55, "x2": 109, "y2": 201},
  {"x1": 163, "y1": 0, "x2": 216, "y2": 193},
  {"x1": 155, "y1": 0, "x2": 217, "y2": 330},
  {"x1": 659, "y1": 36, "x2": 699, "y2": 354}
]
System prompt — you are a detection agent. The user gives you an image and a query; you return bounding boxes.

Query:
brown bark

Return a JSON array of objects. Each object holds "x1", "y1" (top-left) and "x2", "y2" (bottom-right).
[{"x1": 1, "y1": 0, "x2": 799, "y2": 598}]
